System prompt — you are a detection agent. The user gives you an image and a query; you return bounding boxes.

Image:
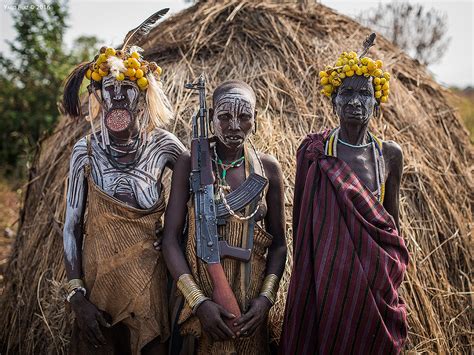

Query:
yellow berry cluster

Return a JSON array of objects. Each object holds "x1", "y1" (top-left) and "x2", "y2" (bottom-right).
[
  {"x1": 84, "y1": 46, "x2": 163, "y2": 91},
  {"x1": 319, "y1": 51, "x2": 391, "y2": 103}
]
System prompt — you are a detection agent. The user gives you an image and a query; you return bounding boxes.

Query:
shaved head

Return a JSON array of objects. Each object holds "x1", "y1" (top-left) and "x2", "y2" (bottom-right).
[{"x1": 213, "y1": 80, "x2": 256, "y2": 106}]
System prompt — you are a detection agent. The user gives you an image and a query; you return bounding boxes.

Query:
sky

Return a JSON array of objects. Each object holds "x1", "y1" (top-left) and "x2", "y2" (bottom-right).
[{"x1": 0, "y1": 0, "x2": 473, "y2": 88}]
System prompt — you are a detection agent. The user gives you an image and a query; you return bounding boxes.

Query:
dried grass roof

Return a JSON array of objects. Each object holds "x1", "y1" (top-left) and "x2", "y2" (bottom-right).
[{"x1": 1, "y1": 0, "x2": 472, "y2": 353}]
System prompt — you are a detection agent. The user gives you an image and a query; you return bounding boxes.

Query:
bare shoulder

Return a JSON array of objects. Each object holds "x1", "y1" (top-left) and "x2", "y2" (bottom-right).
[
  {"x1": 383, "y1": 140, "x2": 403, "y2": 177},
  {"x1": 383, "y1": 140, "x2": 403, "y2": 162},
  {"x1": 177, "y1": 149, "x2": 191, "y2": 162},
  {"x1": 258, "y1": 152, "x2": 283, "y2": 181},
  {"x1": 174, "y1": 150, "x2": 192, "y2": 172}
]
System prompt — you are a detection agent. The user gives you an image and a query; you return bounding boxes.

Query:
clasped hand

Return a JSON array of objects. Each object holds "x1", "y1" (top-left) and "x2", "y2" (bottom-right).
[{"x1": 195, "y1": 296, "x2": 271, "y2": 341}]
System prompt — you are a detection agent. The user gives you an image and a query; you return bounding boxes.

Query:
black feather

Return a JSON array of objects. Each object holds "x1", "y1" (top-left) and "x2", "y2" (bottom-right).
[
  {"x1": 359, "y1": 32, "x2": 376, "y2": 58},
  {"x1": 62, "y1": 62, "x2": 91, "y2": 118},
  {"x1": 121, "y1": 8, "x2": 169, "y2": 53}
]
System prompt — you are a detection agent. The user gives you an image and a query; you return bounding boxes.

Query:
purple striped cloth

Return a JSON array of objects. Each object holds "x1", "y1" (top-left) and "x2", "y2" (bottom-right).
[{"x1": 280, "y1": 132, "x2": 409, "y2": 354}]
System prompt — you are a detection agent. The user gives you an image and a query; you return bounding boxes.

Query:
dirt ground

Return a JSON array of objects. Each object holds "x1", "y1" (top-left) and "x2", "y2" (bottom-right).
[{"x1": 0, "y1": 178, "x2": 20, "y2": 294}]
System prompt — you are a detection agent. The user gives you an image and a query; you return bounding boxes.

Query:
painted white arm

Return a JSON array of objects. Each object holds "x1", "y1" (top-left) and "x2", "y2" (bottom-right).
[{"x1": 63, "y1": 138, "x2": 88, "y2": 279}]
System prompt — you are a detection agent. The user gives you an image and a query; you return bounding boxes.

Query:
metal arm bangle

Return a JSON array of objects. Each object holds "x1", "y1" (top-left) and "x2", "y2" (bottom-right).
[
  {"x1": 259, "y1": 274, "x2": 280, "y2": 305},
  {"x1": 176, "y1": 274, "x2": 210, "y2": 313},
  {"x1": 65, "y1": 278, "x2": 85, "y2": 294}
]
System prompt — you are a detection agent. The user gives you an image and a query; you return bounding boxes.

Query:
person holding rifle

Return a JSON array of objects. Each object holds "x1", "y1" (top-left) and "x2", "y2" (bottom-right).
[{"x1": 162, "y1": 78, "x2": 287, "y2": 354}]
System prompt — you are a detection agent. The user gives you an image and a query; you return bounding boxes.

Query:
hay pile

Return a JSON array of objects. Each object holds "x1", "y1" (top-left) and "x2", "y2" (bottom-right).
[{"x1": 1, "y1": 0, "x2": 472, "y2": 353}]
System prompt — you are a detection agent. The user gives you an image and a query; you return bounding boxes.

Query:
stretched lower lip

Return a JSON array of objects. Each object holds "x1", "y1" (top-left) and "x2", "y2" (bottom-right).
[{"x1": 105, "y1": 109, "x2": 132, "y2": 132}]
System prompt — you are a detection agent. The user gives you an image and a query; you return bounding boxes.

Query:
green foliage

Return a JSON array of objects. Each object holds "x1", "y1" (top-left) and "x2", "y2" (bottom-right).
[{"x1": 0, "y1": 0, "x2": 101, "y2": 178}]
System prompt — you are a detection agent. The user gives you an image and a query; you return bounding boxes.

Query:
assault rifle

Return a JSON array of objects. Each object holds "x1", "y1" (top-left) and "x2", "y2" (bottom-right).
[{"x1": 185, "y1": 74, "x2": 267, "y2": 324}]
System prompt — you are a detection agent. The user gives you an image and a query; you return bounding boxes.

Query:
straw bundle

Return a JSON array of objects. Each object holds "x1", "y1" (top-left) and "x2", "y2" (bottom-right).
[{"x1": 1, "y1": 1, "x2": 472, "y2": 353}]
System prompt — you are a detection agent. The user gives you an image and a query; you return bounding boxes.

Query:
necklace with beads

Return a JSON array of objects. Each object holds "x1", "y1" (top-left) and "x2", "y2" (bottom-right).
[
  {"x1": 325, "y1": 127, "x2": 386, "y2": 203},
  {"x1": 212, "y1": 147, "x2": 245, "y2": 185}
]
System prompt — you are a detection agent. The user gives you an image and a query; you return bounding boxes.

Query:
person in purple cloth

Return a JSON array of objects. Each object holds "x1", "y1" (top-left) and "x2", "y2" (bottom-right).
[{"x1": 280, "y1": 34, "x2": 409, "y2": 354}]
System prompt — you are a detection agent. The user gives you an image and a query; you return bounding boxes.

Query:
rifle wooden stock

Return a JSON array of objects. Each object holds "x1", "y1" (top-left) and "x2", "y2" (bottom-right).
[{"x1": 206, "y1": 263, "x2": 241, "y2": 331}]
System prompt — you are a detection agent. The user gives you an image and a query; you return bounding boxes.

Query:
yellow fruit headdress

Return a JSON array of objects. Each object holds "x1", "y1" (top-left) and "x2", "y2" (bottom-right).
[
  {"x1": 319, "y1": 33, "x2": 391, "y2": 104},
  {"x1": 62, "y1": 8, "x2": 172, "y2": 130},
  {"x1": 85, "y1": 45, "x2": 163, "y2": 91}
]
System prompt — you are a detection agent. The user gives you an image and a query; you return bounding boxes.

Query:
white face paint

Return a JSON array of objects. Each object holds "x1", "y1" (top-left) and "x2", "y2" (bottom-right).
[
  {"x1": 101, "y1": 75, "x2": 140, "y2": 112},
  {"x1": 213, "y1": 88, "x2": 255, "y2": 148}
]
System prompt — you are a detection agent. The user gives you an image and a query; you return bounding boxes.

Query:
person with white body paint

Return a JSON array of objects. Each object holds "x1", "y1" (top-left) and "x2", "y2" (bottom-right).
[{"x1": 61, "y1": 10, "x2": 185, "y2": 354}]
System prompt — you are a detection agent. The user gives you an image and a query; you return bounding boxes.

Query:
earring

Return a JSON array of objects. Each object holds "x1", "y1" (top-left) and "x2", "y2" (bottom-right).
[{"x1": 374, "y1": 105, "x2": 380, "y2": 118}]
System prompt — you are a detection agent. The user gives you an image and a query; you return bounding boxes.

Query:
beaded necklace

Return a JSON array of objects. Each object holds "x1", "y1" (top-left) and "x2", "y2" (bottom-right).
[
  {"x1": 325, "y1": 127, "x2": 386, "y2": 203},
  {"x1": 338, "y1": 138, "x2": 372, "y2": 148},
  {"x1": 212, "y1": 152, "x2": 245, "y2": 185}
]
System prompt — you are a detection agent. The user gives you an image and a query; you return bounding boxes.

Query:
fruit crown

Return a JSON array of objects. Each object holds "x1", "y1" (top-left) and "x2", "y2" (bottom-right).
[
  {"x1": 84, "y1": 46, "x2": 163, "y2": 91},
  {"x1": 319, "y1": 51, "x2": 391, "y2": 104}
]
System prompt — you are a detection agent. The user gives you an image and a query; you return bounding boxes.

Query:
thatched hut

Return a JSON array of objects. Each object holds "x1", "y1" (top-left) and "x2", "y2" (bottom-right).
[{"x1": 1, "y1": 0, "x2": 472, "y2": 353}]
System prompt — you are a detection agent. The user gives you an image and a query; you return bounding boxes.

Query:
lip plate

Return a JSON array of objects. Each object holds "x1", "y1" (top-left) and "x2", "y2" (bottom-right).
[{"x1": 105, "y1": 108, "x2": 133, "y2": 133}]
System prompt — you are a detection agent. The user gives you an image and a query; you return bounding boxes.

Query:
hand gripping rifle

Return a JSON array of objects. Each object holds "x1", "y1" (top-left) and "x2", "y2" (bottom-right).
[{"x1": 185, "y1": 74, "x2": 268, "y2": 325}]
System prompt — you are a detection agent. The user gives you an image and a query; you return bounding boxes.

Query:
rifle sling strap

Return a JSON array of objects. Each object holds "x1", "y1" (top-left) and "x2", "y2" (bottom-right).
[{"x1": 242, "y1": 145, "x2": 259, "y2": 310}]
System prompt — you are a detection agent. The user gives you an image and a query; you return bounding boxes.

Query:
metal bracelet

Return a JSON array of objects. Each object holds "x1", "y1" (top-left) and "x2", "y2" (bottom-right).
[
  {"x1": 192, "y1": 296, "x2": 211, "y2": 315},
  {"x1": 259, "y1": 274, "x2": 280, "y2": 305},
  {"x1": 66, "y1": 287, "x2": 87, "y2": 303},
  {"x1": 65, "y1": 279, "x2": 85, "y2": 294},
  {"x1": 177, "y1": 274, "x2": 208, "y2": 311}
]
